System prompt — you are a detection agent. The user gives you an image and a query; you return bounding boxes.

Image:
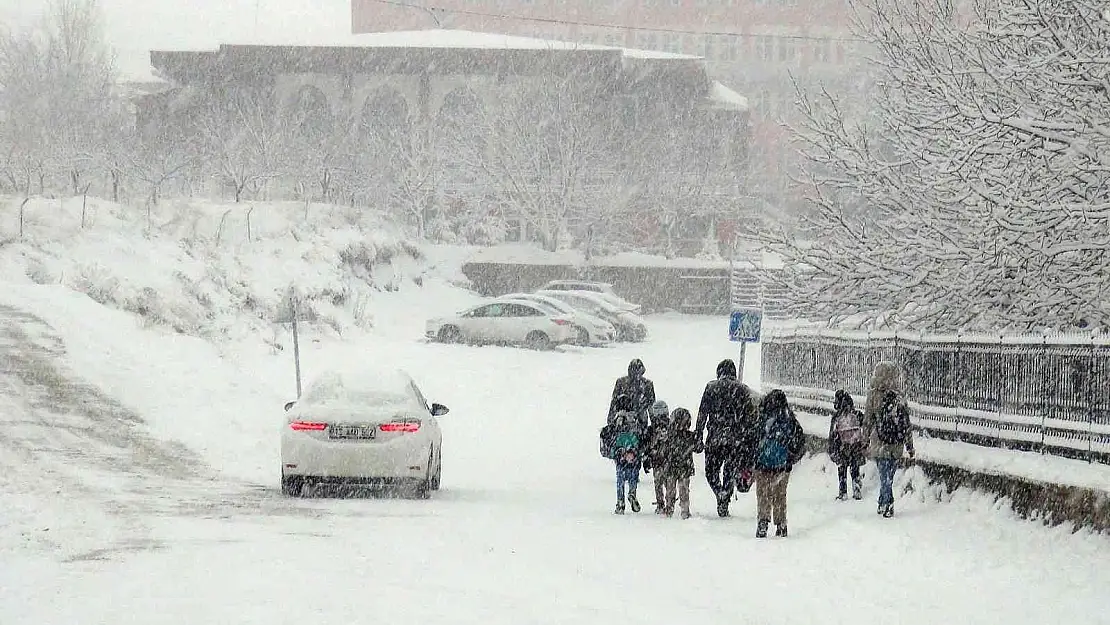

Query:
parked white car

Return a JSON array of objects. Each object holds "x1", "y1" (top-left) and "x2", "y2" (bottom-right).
[
  {"x1": 537, "y1": 289, "x2": 648, "y2": 342},
  {"x1": 495, "y1": 292, "x2": 616, "y2": 346},
  {"x1": 280, "y1": 367, "x2": 449, "y2": 499},
  {"x1": 538, "y1": 280, "x2": 642, "y2": 314},
  {"x1": 425, "y1": 300, "x2": 579, "y2": 350}
]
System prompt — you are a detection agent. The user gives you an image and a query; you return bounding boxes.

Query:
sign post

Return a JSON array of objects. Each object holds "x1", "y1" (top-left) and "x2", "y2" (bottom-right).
[
  {"x1": 274, "y1": 287, "x2": 317, "y2": 398},
  {"x1": 729, "y1": 307, "x2": 763, "y2": 383}
]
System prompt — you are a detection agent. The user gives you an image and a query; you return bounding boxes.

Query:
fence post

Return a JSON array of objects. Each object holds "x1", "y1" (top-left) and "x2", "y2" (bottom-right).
[
  {"x1": 1089, "y1": 335, "x2": 1095, "y2": 464},
  {"x1": 996, "y1": 334, "x2": 1005, "y2": 448},
  {"x1": 1040, "y1": 334, "x2": 1047, "y2": 454},
  {"x1": 246, "y1": 205, "x2": 255, "y2": 242},
  {"x1": 954, "y1": 333, "x2": 961, "y2": 438}
]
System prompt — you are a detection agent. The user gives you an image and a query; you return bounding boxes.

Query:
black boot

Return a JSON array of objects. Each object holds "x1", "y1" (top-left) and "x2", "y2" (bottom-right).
[
  {"x1": 717, "y1": 500, "x2": 730, "y2": 518},
  {"x1": 628, "y1": 492, "x2": 641, "y2": 513},
  {"x1": 756, "y1": 519, "x2": 769, "y2": 538},
  {"x1": 882, "y1": 504, "x2": 894, "y2": 518},
  {"x1": 775, "y1": 523, "x2": 788, "y2": 537},
  {"x1": 615, "y1": 496, "x2": 625, "y2": 515}
]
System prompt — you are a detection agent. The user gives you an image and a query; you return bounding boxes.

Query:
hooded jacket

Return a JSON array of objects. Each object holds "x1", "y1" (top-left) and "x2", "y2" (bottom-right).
[
  {"x1": 608, "y1": 358, "x2": 656, "y2": 430},
  {"x1": 657, "y1": 408, "x2": 698, "y2": 480},
  {"x1": 828, "y1": 390, "x2": 865, "y2": 467},
  {"x1": 862, "y1": 361, "x2": 915, "y2": 460},
  {"x1": 695, "y1": 359, "x2": 759, "y2": 451},
  {"x1": 754, "y1": 389, "x2": 806, "y2": 472}
]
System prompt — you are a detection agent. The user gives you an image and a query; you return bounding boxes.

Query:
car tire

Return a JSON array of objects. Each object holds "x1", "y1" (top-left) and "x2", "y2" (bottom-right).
[
  {"x1": 525, "y1": 331, "x2": 551, "y2": 350},
  {"x1": 573, "y1": 326, "x2": 590, "y2": 346},
  {"x1": 414, "y1": 447, "x2": 434, "y2": 499},
  {"x1": 281, "y1": 474, "x2": 304, "y2": 497},
  {"x1": 431, "y1": 450, "x2": 442, "y2": 491},
  {"x1": 438, "y1": 325, "x2": 461, "y2": 343}
]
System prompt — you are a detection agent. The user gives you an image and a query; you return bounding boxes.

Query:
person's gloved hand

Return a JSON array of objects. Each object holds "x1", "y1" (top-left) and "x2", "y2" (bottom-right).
[{"x1": 695, "y1": 442, "x2": 705, "y2": 454}]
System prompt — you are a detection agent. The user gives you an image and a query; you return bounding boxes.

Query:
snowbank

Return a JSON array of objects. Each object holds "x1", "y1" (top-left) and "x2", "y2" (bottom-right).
[{"x1": 0, "y1": 196, "x2": 454, "y2": 346}]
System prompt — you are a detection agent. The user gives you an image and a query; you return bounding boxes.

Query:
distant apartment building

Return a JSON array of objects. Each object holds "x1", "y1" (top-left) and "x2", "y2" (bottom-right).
[{"x1": 351, "y1": 0, "x2": 869, "y2": 213}]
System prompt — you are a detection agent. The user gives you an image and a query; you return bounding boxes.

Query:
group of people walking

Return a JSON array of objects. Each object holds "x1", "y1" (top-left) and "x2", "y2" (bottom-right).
[{"x1": 599, "y1": 357, "x2": 916, "y2": 537}]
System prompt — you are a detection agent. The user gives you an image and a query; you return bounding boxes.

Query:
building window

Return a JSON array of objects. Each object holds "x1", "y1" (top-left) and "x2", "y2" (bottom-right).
[
  {"x1": 812, "y1": 39, "x2": 830, "y2": 63},
  {"x1": 700, "y1": 35, "x2": 714, "y2": 59},
  {"x1": 778, "y1": 37, "x2": 796, "y2": 62},
  {"x1": 756, "y1": 36, "x2": 773, "y2": 61}
]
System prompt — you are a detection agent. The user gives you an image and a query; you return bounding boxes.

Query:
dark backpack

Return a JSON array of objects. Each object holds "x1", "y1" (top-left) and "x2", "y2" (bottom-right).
[
  {"x1": 757, "y1": 411, "x2": 794, "y2": 470},
  {"x1": 599, "y1": 425, "x2": 615, "y2": 458},
  {"x1": 875, "y1": 394, "x2": 908, "y2": 444}
]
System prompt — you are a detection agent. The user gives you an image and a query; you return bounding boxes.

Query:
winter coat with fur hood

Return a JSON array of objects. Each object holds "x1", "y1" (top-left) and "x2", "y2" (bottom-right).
[{"x1": 862, "y1": 361, "x2": 916, "y2": 460}]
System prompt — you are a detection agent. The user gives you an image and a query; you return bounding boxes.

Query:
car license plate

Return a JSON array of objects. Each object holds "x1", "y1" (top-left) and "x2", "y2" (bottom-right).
[{"x1": 329, "y1": 425, "x2": 376, "y2": 440}]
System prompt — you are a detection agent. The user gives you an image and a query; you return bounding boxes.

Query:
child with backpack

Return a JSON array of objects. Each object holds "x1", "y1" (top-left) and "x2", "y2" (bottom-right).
[
  {"x1": 600, "y1": 393, "x2": 644, "y2": 514},
  {"x1": 753, "y1": 389, "x2": 806, "y2": 538},
  {"x1": 863, "y1": 362, "x2": 916, "y2": 518},
  {"x1": 829, "y1": 389, "x2": 866, "y2": 501},
  {"x1": 658, "y1": 407, "x2": 698, "y2": 519},
  {"x1": 642, "y1": 400, "x2": 671, "y2": 514}
]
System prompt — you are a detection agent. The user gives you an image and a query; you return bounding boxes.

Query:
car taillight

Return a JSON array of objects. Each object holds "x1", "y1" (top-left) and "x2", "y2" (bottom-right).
[
  {"x1": 380, "y1": 421, "x2": 421, "y2": 433},
  {"x1": 552, "y1": 318, "x2": 570, "y2": 325},
  {"x1": 290, "y1": 420, "x2": 328, "y2": 431}
]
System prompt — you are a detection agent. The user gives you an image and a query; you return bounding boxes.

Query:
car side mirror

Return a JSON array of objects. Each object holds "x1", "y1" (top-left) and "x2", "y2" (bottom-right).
[
  {"x1": 284, "y1": 401, "x2": 296, "y2": 412},
  {"x1": 430, "y1": 402, "x2": 449, "y2": 416}
]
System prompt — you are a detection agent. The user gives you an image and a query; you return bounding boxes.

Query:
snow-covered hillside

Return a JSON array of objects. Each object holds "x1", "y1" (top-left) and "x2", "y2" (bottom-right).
[
  {"x1": 0, "y1": 196, "x2": 475, "y2": 345},
  {"x1": 1, "y1": 198, "x2": 1108, "y2": 624}
]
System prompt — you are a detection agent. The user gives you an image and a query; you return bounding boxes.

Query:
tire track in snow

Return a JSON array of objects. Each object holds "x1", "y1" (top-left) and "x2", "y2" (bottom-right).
[{"x1": 0, "y1": 305, "x2": 316, "y2": 562}]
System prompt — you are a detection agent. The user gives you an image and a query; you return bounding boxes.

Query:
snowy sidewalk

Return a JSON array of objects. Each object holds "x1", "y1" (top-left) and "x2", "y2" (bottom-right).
[{"x1": 794, "y1": 409, "x2": 1110, "y2": 493}]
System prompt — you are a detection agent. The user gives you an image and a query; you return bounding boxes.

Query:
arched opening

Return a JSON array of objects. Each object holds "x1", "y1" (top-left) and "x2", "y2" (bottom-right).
[{"x1": 287, "y1": 85, "x2": 332, "y2": 142}]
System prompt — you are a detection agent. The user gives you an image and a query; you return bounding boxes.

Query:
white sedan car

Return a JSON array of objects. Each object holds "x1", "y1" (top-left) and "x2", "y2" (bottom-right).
[
  {"x1": 537, "y1": 289, "x2": 648, "y2": 342},
  {"x1": 495, "y1": 293, "x2": 615, "y2": 346},
  {"x1": 280, "y1": 367, "x2": 449, "y2": 498},
  {"x1": 425, "y1": 300, "x2": 579, "y2": 349}
]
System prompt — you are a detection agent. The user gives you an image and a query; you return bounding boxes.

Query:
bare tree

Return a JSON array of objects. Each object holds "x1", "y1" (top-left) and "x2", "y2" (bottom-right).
[
  {"x1": 0, "y1": 0, "x2": 117, "y2": 197},
  {"x1": 756, "y1": 0, "x2": 1110, "y2": 332},
  {"x1": 461, "y1": 65, "x2": 620, "y2": 252},
  {"x1": 196, "y1": 86, "x2": 290, "y2": 202}
]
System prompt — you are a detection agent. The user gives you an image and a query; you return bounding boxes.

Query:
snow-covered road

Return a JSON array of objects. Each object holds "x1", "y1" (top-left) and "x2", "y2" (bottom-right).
[{"x1": 1, "y1": 285, "x2": 1107, "y2": 625}]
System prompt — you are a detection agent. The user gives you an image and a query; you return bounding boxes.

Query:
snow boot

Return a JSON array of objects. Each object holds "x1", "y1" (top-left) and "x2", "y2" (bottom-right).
[
  {"x1": 775, "y1": 523, "x2": 788, "y2": 538},
  {"x1": 882, "y1": 505, "x2": 894, "y2": 518},
  {"x1": 615, "y1": 497, "x2": 626, "y2": 515},
  {"x1": 836, "y1": 491, "x2": 848, "y2": 501},
  {"x1": 680, "y1": 510, "x2": 691, "y2": 520},
  {"x1": 852, "y1": 479, "x2": 863, "y2": 500},
  {"x1": 756, "y1": 519, "x2": 769, "y2": 538},
  {"x1": 654, "y1": 501, "x2": 665, "y2": 515},
  {"x1": 628, "y1": 492, "x2": 641, "y2": 513}
]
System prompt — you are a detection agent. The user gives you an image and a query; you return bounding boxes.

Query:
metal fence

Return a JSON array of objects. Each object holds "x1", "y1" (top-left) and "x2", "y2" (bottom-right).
[{"x1": 761, "y1": 328, "x2": 1110, "y2": 464}]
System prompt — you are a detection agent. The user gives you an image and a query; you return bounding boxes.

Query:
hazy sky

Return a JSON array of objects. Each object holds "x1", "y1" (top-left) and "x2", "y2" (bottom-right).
[{"x1": 0, "y1": 0, "x2": 352, "y2": 53}]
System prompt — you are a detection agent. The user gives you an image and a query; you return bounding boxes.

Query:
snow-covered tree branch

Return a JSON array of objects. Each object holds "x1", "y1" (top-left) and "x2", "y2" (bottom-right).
[{"x1": 756, "y1": 0, "x2": 1110, "y2": 332}]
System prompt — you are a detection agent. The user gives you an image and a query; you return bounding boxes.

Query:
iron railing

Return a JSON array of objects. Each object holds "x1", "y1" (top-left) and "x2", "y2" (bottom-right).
[{"x1": 761, "y1": 328, "x2": 1110, "y2": 464}]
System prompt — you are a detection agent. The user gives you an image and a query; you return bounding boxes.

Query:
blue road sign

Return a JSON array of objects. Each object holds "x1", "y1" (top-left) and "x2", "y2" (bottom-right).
[{"x1": 729, "y1": 308, "x2": 763, "y2": 343}]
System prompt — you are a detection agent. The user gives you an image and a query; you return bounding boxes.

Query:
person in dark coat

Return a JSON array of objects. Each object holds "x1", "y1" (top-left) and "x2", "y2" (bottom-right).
[
  {"x1": 694, "y1": 358, "x2": 759, "y2": 517},
  {"x1": 828, "y1": 389, "x2": 866, "y2": 501},
  {"x1": 642, "y1": 400, "x2": 671, "y2": 514},
  {"x1": 608, "y1": 358, "x2": 656, "y2": 432},
  {"x1": 753, "y1": 389, "x2": 806, "y2": 538},
  {"x1": 658, "y1": 407, "x2": 698, "y2": 519}
]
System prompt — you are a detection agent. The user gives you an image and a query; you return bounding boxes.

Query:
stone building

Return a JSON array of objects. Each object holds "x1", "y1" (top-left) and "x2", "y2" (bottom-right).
[{"x1": 139, "y1": 29, "x2": 752, "y2": 252}]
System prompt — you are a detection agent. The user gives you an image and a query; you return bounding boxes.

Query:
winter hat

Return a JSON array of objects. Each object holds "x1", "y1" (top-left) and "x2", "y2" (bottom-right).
[
  {"x1": 670, "y1": 407, "x2": 692, "y2": 430},
  {"x1": 650, "y1": 400, "x2": 669, "y2": 417},
  {"x1": 716, "y1": 359, "x2": 737, "y2": 379},
  {"x1": 834, "y1": 389, "x2": 854, "y2": 412}
]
